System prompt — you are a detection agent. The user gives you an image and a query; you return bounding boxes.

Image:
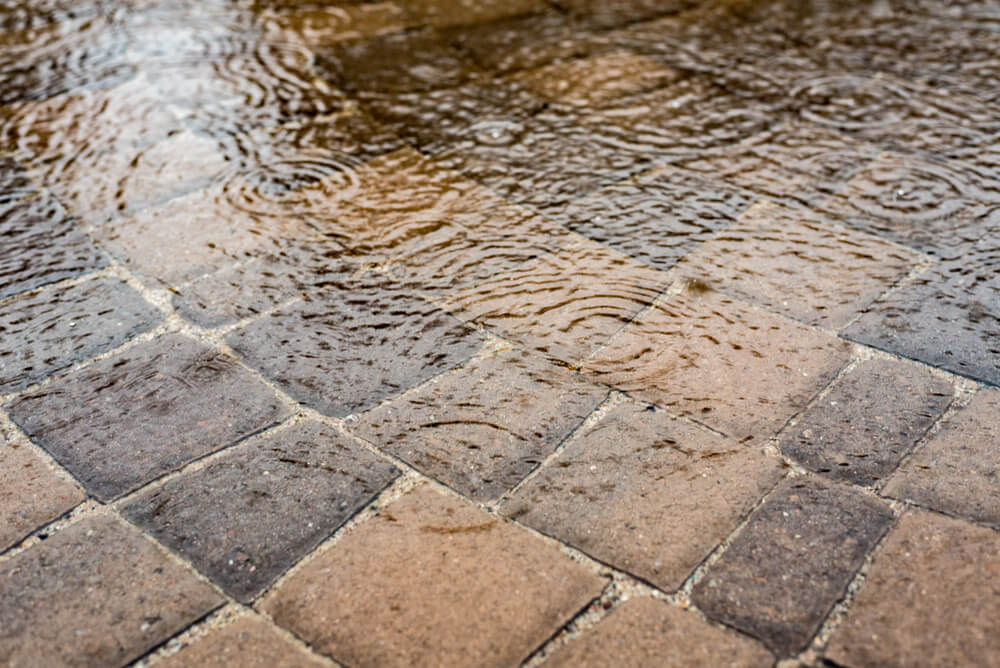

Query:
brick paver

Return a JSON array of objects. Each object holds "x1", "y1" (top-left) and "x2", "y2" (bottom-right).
[
  {"x1": 825, "y1": 510, "x2": 1000, "y2": 668},
  {"x1": 883, "y1": 387, "x2": 1000, "y2": 530},
  {"x1": 544, "y1": 597, "x2": 774, "y2": 668},
  {"x1": 585, "y1": 286, "x2": 851, "y2": 442},
  {"x1": 0, "y1": 515, "x2": 223, "y2": 668},
  {"x1": 778, "y1": 357, "x2": 954, "y2": 486},
  {"x1": 156, "y1": 616, "x2": 328, "y2": 668},
  {"x1": 7, "y1": 334, "x2": 289, "y2": 501},
  {"x1": 505, "y1": 402, "x2": 783, "y2": 591},
  {"x1": 122, "y1": 420, "x2": 399, "y2": 602},
  {"x1": 692, "y1": 476, "x2": 893, "y2": 655},
  {"x1": 350, "y1": 348, "x2": 606, "y2": 500},
  {"x1": 260, "y1": 484, "x2": 605, "y2": 668}
]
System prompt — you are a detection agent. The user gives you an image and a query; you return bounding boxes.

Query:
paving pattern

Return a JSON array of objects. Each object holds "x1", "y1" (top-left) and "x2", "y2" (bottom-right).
[{"x1": 1, "y1": 0, "x2": 999, "y2": 666}]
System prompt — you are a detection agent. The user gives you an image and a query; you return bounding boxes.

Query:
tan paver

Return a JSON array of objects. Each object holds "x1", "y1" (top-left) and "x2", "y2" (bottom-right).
[
  {"x1": 883, "y1": 387, "x2": 1000, "y2": 529},
  {"x1": 825, "y1": 510, "x2": 1000, "y2": 668},
  {"x1": 260, "y1": 484, "x2": 606, "y2": 668},
  {"x1": 157, "y1": 616, "x2": 328, "y2": 668},
  {"x1": 545, "y1": 597, "x2": 774, "y2": 668},
  {"x1": 0, "y1": 438, "x2": 84, "y2": 551},
  {"x1": 505, "y1": 402, "x2": 783, "y2": 591},
  {"x1": 444, "y1": 240, "x2": 672, "y2": 364},
  {"x1": 0, "y1": 514, "x2": 224, "y2": 668},
  {"x1": 585, "y1": 286, "x2": 851, "y2": 442},
  {"x1": 350, "y1": 348, "x2": 606, "y2": 500},
  {"x1": 673, "y1": 200, "x2": 921, "y2": 329}
]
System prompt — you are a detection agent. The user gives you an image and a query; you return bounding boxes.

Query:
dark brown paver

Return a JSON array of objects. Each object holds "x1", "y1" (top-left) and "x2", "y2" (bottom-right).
[
  {"x1": 825, "y1": 510, "x2": 1000, "y2": 668},
  {"x1": 0, "y1": 514, "x2": 224, "y2": 668},
  {"x1": 778, "y1": 358, "x2": 953, "y2": 486},
  {"x1": 505, "y1": 402, "x2": 784, "y2": 591},
  {"x1": 444, "y1": 240, "x2": 671, "y2": 364},
  {"x1": 545, "y1": 597, "x2": 774, "y2": 668},
  {"x1": 157, "y1": 615, "x2": 329, "y2": 668},
  {"x1": 396, "y1": 0, "x2": 546, "y2": 29},
  {"x1": 0, "y1": 437, "x2": 84, "y2": 551},
  {"x1": 0, "y1": 277, "x2": 162, "y2": 394},
  {"x1": 692, "y1": 476, "x2": 893, "y2": 656},
  {"x1": 260, "y1": 484, "x2": 606, "y2": 668},
  {"x1": 7, "y1": 334, "x2": 289, "y2": 501},
  {"x1": 883, "y1": 387, "x2": 1000, "y2": 529},
  {"x1": 227, "y1": 276, "x2": 483, "y2": 418},
  {"x1": 673, "y1": 201, "x2": 921, "y2": 329},
  {"x1": 585, "y1": 286, "x2": 852, "y2": 443},
  {"x1": 122, "y1": 420, "x2": 399, "y2": 602},
  {"x1": 350, "y1": 349, "x2": 606, "y2": 500}
]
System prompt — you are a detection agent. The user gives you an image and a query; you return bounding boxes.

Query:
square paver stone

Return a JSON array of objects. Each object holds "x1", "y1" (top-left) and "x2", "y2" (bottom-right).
[
  {"x1": 692, "y1": 475, "x2": 893, "y2": 656},
  {"x1": 7, "y1": 334, "x2": 290, "y2": 501},
  {"x1": 444, "y1": 240, "x2": 671, "y2": 364},
  {"x1": 883, "y1": 387, "x2": 1000, "y2": 529},
  {"x1": 778, "y1": 357, "x2": 953, "y2": 486},
  {"x1": 0, "y1": 514, "x2": 224, "y2": 668},
  {"x1": 227, "y1": 276, "x2": 483, "y2": 418},
  {"x1": 544, "y1": 597, "x2": 774, "y2": 668},
  {"x1": 260, "y1": 484, "x2": 606, "y2": 668},
  {"x1": 0, "y1": 437, "x2": 84, "y2": 551},
  {"x1": 505, "y1": 402, "x2": 784, "y2": 591},
  {"x1": 122, "y1": 420, "x2": 399, "y2": 602},
  {"x1": 673, "y1": 200, "x2": 922, "y2": 329},
  {"x1": 825, "y1": 510, "x2": 1000, "y2": 668},
  {"x1": 156, "y1": 615, "x2": 328, "y2": 668},
  {"x1": 350, "y1": 348, "x2": 606, "y2": 500},
  {"x1": 0, "y1": 277, "x2": 162, "y2": 394},
  {"x1": 585, "y1": 286, "x2": 852, "y2": 443}
]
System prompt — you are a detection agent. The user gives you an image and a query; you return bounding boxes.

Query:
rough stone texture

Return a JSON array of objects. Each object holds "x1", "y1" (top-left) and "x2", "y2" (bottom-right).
[
  {"x1": 260, "y1": 484, "x2": 606, "y2": 668},
  {"x1": 0, "y1": 277, "x2": 162, "y2": 394},
  {"x1": 0, "y1": 514, "x2": 224, "y2": 668},
  {"x1": 692, "y1": 476, "x2": 893, "y2": 655},
  {"x1": 585, "y1": 286, "x2": 852, "y2": 443},
  {"x1": 506, "y1": 402, "x2": 783, "y2": 591},
  {"x1": 227, "y1": 275, "x2": 482, "y2": 418},
  {"x1": 0, "y1": 436, "x2": 84, "y2": 551},
  {"x1": 122, "y1": 420, "x2": 399, "y2": 602},
  {"x1": 825, "y1": 510, "x2": 1000, "y2": 668},
  {"x1": 883, "y1": 387, "x2": 1000, "y2": 529},
  {"x1": 350, "y1": 349, "x2": 606, "y2": 500},
  {"x1": 778, "y1": 357, "x2": 954, "y2": 486},
  {"x1": 444, "y1": 240, "x2": 671, "y2": 364},
  {"x1": 7, "y1": 334, "x2": 289, "y2": 501},
  {"x1": 545, "y1": 597, "x2": 774, "y2": 668},
  {"x1": 673, "y1": 200, "x2": 922, "y2": 329},
  {"x1": 157, "y1": 616, "x2": 329, "y2": 668}
]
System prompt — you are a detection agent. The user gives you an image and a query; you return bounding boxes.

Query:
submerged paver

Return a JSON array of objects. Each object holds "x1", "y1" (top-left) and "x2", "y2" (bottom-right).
[
  {"x1": 0, "y1": 277, "x2": 162, "y2": 394},
  {"x1": 260, "y1": 484, "x2": 606, "y2": 668},
  {"x1": 883, "y1": 387, "x2": 1000, "y2": 530},
  {"x1": 778, "y1": 357, "x2": 954, "y2": 486},
  {"x1": 0, "y1": 514, "x2": 223, "y2": 668},
  {"x1": 157, "y1": 615, "x2": 328, "y2": 668},
  {"x1": 825, "y1": 510, "x2": 1000, "y2": 668},
  {"x1": 505, "y1": 402, "x2": 783, "y2": 591},
  {"x1": 122, "y1": 420, "x2": 399, "y2": 602},
  {"x1": 350, "y1": 348, "x2": 606, "y2": 500},
  {"x1": 544, "y1": 597, "x2": 774, "y2": 668},
  {"x1": 692, "y1": 476, "x2": 893, "y2": 655},
  {"x1": 7, "y1": 334, "x2": 289, "y2": 501}
]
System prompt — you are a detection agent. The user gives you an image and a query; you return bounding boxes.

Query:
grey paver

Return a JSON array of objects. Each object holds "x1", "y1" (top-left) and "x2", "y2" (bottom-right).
[
  {"x1": 692, "y1": 475, "x2": 893, "y2": 655},
  {"x1": 505, "y1": 402, "x2": 784, "y2": 591},
  {"x1": 260, "y1": 484, "x2": 606, "y2": 668},
  {"x1": 7, "y1": 334, "x2": 289, "y2": 501},
  {"x1": 122, "y1": 420, "x2": 399, "y2": 602},
  {"x1": 0, "y1": 514, "x2": 224, "y2": 668},
  {"x1": 778, "y1": 357, "x2": 954, "y2": 486},
  {"x1": 0, "y1": 277, "x2": 162, "y2": 394},
  {"x1": 350, "y1": 348, "x2": 606, "y2": 500}
]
